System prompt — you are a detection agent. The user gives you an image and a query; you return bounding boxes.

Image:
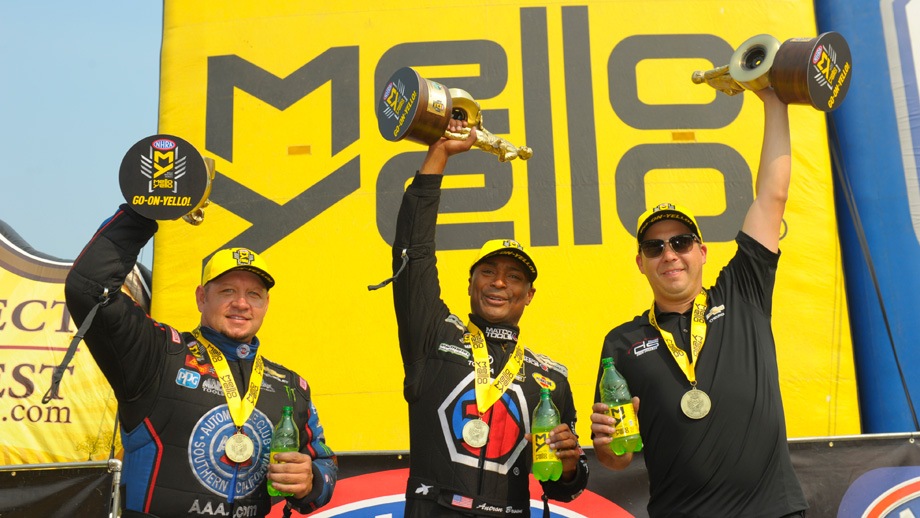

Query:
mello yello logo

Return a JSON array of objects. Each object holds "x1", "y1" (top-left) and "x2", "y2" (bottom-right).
[{"x1": 199, "y1": 13, "x2": 759, "y2": 256}]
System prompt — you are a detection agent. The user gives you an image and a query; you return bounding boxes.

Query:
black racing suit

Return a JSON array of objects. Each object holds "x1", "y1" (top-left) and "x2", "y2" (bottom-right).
[
  {"x1": 64, "y1": 205, "x2": 337, "y2": 517},
  {"x1": 392, "y1": 173, "x2": 589, "y2": 517}
]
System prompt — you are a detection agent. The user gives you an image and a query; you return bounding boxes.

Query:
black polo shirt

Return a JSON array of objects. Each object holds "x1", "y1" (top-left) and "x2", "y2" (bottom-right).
[{"x1": 596, "y1": 232, "x2": 807, "y2": 518}]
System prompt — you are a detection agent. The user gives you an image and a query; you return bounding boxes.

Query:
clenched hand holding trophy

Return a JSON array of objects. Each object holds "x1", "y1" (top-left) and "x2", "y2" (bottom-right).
[{"x1": 377, "y1": 67, "x2": 532, "y2": 162}]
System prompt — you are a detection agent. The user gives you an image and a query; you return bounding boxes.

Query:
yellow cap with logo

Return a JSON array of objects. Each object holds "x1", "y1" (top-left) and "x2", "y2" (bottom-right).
[
  {"x1": 469, "y1": 239, "x2": 537, "y2": 281},
  {"x1": 201, "y1": 248, "x2": 275, "y2": 289},
  {"x1": 636, "y1": 203, "x2": 703, "y2": 243}
]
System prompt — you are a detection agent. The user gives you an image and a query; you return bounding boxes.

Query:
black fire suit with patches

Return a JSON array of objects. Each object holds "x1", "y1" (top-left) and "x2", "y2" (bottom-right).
[
  {"x1": 64, "y1": 205, "x2": 337, "y2": 517},
  {"x1": 391, "y1": 173, "x2": 589, "y2": 517}
]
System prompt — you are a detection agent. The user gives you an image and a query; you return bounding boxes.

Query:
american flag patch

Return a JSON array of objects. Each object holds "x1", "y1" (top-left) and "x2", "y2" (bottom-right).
[
  {"x1": 451, "y1": 494, "x2": 473, "y2": 509},
  {"x1": 299, "y1": 377, "x2": 308, "y2": 391},
  {"x1": 170, "y1": 327, "x2": 182, "y2": 344}
]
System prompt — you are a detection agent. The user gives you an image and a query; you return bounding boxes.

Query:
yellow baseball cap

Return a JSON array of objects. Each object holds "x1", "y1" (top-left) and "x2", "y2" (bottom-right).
[
  {"x1": 636, "y1": 202, "x2": 703, "y2": 243},
  {"x1": 470, "y1": 239, "x2": 537, "y2": 281},
  {"x1": 201, "y1": 248, "x2": 275, "y2": 289}
]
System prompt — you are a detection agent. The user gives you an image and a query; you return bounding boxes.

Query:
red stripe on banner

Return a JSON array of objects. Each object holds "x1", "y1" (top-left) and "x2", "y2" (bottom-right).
[{"x1": 866, "y1": 478, "x2": 920, "y2": 518}]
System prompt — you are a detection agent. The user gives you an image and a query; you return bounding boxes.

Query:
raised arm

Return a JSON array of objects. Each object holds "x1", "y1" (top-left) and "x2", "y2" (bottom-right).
[
  {"x1": 64, "y1": 205, "x2": 168, "y2": 428},
  {"x1": 740, "y1": 88, "x2": 790, "y2": 253},
  {"x1": 391, "y1": 121, "x2": 477, "y2": 394}
]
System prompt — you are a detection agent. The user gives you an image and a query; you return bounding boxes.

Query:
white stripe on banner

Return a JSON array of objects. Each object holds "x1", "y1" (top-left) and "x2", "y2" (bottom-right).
[{"x1": 882, "y1": 0, "x2": 920, "y2": 244}]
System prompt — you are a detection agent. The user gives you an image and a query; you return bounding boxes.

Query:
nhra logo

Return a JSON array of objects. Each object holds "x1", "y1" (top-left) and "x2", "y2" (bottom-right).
[
  {"x1": 151, "y1": 138, "x2": 177, "y2": 150},
  {"x1": 437, "y1": 372, "x2": 529, "y2": 475},
  {"x1": 838, "y1": 467, "x2": 920, "y2": 517}
]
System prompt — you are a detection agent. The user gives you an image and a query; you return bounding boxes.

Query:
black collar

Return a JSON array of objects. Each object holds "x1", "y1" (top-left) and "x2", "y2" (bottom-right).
[{"x1": 469, "y1": 313, "x2": 520, "y2": 346}]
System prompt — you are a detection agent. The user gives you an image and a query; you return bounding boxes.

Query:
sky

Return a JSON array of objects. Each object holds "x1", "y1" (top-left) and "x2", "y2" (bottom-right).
[{"x1": 0, "y1": 2, "x2": 163, "y2": 266}]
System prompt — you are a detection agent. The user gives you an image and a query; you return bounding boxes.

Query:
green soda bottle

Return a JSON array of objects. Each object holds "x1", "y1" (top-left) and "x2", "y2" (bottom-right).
[
  {"x1": 267, "y1": 405, "x2": 299, "y2": 497},
  {"x1": 599, "y1": 357, "x2": 643, "y2": 455},
  {"x1": 531, "y1": 387, "x2": 563, "y2": 481}
]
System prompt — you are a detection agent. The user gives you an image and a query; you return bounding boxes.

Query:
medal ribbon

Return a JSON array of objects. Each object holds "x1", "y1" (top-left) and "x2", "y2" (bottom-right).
[
  {"x1": 465, "y1": 321, "x2": 525, "y2": 415},
  {"x1": 192, "y1": 327, "x2": 265, "y2": 429},
  {"x1": 647, "y1": 290, "x2": 708, "y2": 387}
]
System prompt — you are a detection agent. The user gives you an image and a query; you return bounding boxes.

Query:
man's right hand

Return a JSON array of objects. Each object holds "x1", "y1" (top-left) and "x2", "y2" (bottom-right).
[
  {"x1": 590, "y1": 398, "x2": 639, "y2": 470},
  {"x1": 419, "y1": 120, "x2": 477, "y2": 175}
]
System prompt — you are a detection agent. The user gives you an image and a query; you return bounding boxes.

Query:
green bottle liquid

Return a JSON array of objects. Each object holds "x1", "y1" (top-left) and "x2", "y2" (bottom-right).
[
  {"x1": 599, "y1": 357, "x2": 643, "y2": 455},
  {"x1": 267, "y1": 405, "x2": 299, "y2": 497},
  {"x1": 531, "y1": 387, "x2": 563, "y2": 482}
]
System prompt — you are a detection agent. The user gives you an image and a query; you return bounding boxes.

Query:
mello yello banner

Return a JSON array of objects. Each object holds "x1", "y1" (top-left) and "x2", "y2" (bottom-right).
[{"x1": 152, "y1": 0, "x2": 859, "y2": 452}]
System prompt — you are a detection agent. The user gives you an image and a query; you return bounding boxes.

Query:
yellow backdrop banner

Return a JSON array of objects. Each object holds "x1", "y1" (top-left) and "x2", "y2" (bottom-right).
[{"x1": 153, "y1": 0, "x2": 858, "y2": 452}]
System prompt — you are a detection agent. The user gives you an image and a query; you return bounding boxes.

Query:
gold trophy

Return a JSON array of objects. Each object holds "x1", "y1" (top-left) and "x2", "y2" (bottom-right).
[
  {"x1": 692, "y1": 32, "x2": 852, "y2": 111},
  {"x1": 119, "y1": 135, "x2": 216, "y2": 224},
  {"x1": 376, "y1": 67, "x2": 532, "y2": 162}
]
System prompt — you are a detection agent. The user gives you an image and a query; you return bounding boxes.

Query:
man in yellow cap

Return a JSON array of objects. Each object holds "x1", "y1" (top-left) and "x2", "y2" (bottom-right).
[
  {"x1": 589, "y1": 87, "x2": 807, "y2": 517},
  {"x1": 65, "y1": 207, "x2": 337, "y2": 517},
  {"x1": 381, "y1": 119, "x2": 588, "y2": 517}
]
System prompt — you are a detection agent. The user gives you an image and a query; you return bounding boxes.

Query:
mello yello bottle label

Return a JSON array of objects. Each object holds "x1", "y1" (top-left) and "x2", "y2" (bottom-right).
[
  {"x1": 532, "y1": 431, "x2": 555, "y2": 462},
  {"x1": 607, "y1": 403, "x2": 640, "y2": 438}
]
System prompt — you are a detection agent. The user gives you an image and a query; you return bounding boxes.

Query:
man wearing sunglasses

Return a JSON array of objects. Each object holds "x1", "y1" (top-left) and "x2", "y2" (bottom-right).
[{"x1": 589, "y1": 87, "x2": 808, "y2": 518}]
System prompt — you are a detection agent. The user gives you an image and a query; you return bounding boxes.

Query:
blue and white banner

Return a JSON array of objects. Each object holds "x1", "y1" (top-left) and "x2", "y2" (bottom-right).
[
  {"x1": 817, "y1": 0, "x2": 920, "y2": 432},
  {"x1": 882, "y1": 0, "x2": 920, "y2": 242}
]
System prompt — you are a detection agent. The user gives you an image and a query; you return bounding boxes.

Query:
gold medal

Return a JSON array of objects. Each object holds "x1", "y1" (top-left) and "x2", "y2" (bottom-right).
[
  {"x1": 680, "y1": 388, "x2": 712, "y2": 419},
  {"x1": 192, "y1": 329, "x2": 266, "y2": 465},
  {"x1": 648, "y1": 292, "x2": 713, "y2": 420},
  {"x1": 462, "y1": 418, "x2": 490, "y2": 448},
  {"x1": 225, "y1": 432, "x2": 254, "y2": 463}
]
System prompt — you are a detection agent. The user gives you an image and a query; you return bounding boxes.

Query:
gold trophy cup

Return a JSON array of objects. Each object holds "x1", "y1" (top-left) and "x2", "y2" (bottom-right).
[
  {"x1": 692, "y1": 32, "x2": 852, "y2": 111},
  {"x1": 376, "y1": 67, "x2": 532, "y2": 162}
]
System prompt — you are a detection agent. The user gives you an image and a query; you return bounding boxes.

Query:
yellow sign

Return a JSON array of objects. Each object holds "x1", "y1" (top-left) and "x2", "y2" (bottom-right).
[
  {"x1": 0, "y1": 232, "x2": 129, "y2": 464},
  {"x1": 154, "y1": 0, "x2": 858, "y2": 451}
]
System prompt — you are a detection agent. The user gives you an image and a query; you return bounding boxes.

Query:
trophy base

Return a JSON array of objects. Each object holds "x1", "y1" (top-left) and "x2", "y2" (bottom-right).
[{"x1": 377, "y1": 67, "x2": 453, "y2": 146}]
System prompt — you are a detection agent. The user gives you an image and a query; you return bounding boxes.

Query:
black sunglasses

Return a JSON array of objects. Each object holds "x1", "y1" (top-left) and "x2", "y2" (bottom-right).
[{"x1": 639, "y1": 233, "x2": 699, "y2": 258}]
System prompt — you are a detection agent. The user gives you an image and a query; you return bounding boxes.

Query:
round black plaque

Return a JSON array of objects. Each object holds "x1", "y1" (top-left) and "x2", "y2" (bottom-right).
[{"x1": 119, "y1": 134, "x2": 211, "y2": 221}]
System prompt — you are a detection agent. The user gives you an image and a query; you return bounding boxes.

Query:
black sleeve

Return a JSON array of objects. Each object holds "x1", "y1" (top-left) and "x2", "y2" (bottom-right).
[
  {"x1": 391, "y1": 173, "x2": 453, "y2": 402},
  {"x1": 723, "y1": 231, "x2": 779, "y2": 316},
  {"x1": 64, "y1": 204, "x2": 174, "y2": 430}
]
